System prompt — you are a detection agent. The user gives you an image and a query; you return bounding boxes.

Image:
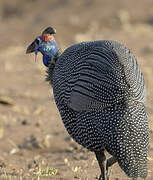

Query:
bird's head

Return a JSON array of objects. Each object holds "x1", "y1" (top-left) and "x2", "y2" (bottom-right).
[{"x1": 26, "y1": 27, "x2": 60, "y2": 67}]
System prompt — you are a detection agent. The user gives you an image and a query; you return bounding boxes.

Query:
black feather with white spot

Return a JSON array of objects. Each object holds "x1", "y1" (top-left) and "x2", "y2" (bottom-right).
[{"x1": 47, "y1": 40, "x2": 149, "y2": 179}]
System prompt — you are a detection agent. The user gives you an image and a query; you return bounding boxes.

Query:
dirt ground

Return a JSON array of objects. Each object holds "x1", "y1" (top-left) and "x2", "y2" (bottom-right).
[{"x1": 0, "y1": 0, "x2": 153, "y2": 179}]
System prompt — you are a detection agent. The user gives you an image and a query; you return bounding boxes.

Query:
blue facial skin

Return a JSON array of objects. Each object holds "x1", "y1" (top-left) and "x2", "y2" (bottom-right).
[{"x1": 35, "y1": 37, "x2": 59, "y2": 67}]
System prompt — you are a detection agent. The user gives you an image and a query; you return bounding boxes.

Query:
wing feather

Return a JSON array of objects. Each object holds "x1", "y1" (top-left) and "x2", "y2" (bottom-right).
[{"x1": 69, "y1": 47, "x2": 129, "y2": 111}]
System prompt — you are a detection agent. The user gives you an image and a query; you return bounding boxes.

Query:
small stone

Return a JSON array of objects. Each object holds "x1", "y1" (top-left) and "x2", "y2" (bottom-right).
[
  {"x1": 72, "y1": 166, "x2": 80, "y2": 172},
  {"x1": 0, "y1": 96, "x2": 14, "y2": 105},
  {"x1": 33, "y1": 106, "x2": 44, "y2": 115},
  {"x1": 0, "y1": 161, "x2": 6, "y2": 168},
  {"x1": 21, "y1": 119, "x2": 28, "y2": 125},
  {"x1": 9, "y1": 147, "x2": 20, "y2": 155}
]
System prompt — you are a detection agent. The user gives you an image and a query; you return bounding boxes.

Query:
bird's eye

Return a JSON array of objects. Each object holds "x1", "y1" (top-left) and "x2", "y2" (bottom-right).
[
  {"x1": 35, "y1": 37, "x2": 42, "y2": 45},
  {"x1": 35, "y1": 39, "x2": 40, "y2": 45}
]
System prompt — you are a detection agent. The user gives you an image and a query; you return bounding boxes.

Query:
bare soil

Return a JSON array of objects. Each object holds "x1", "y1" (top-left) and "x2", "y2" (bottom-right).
[{"x1": 0, "y1": 0, "x2": 153, "y2": 179}]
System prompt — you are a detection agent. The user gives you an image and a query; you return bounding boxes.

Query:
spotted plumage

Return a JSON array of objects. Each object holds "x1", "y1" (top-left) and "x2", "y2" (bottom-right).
[{"x1": 26, "y1": 27, "x2": 149, "y2": 180}]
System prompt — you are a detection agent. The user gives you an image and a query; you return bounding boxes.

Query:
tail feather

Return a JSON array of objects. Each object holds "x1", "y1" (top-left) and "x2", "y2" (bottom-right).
[{"x1": 106, "y1": 102, "x2": 149, "y2": 178}]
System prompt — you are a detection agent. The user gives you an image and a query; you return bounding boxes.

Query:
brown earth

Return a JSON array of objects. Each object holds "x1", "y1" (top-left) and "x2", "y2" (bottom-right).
[{"x1": 0, "y1": 0, "x2": 153, "y2": 179}]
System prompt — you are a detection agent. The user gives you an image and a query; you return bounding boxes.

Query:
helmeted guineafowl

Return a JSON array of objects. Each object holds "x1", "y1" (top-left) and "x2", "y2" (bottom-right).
[{"x1": 26, "y1": 27, "x2": 149, "y2": 180}]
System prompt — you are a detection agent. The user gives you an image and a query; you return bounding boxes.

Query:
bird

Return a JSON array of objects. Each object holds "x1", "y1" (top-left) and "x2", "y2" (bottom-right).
[{"x1": 26, "y1": 27, "x2": 149, "y2": 180}]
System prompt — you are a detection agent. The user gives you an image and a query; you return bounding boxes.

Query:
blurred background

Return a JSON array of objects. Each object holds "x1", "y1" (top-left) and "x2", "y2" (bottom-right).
[{"x1": 0, "y1": 0, "x2": 153, "y2": 179}]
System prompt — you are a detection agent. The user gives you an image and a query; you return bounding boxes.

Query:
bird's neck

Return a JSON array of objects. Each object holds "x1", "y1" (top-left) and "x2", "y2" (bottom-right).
[
  {"x1": 51, "y1": 48, "x2": 62, "y2": 65},
  {"x1": 46, "y1": 49, "x2": 62, "y2": 85}
]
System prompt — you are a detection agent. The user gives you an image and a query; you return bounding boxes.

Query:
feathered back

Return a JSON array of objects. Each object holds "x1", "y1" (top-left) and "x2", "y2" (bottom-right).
[{"x1": 52, "y1": 40, "x2": 146, "y2": 111}]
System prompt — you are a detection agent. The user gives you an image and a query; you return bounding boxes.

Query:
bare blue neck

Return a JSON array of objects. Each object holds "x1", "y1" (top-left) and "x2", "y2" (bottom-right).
[{"x1": 35, "y1": 38, "x2": 60, "y2": 67}]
